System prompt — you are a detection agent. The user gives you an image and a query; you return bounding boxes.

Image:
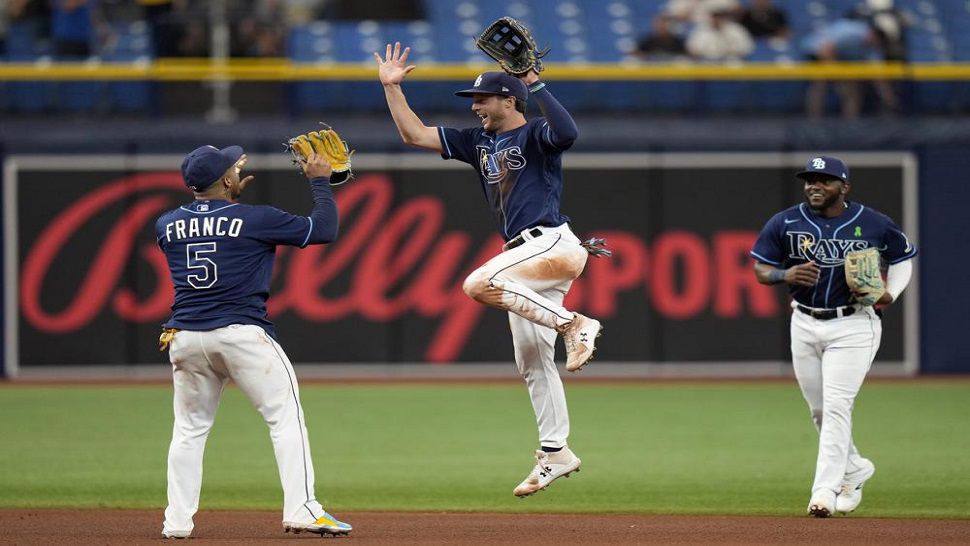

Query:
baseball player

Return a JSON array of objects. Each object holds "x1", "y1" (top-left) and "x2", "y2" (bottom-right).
[
  {"x1": 751, "y1": 156, "x2": 917, "y2": 517},
  {"x1": 375, "y1": 42, "x2": 604, "y2": 496},
  {"x1": 155, "y1": 145, "x2": 351, "y2": 538}
]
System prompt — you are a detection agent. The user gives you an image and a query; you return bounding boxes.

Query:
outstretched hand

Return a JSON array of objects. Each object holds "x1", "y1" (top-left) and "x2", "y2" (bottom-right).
[{"x1": 375, "y1": 42, "x2": 416, "y2": 85}]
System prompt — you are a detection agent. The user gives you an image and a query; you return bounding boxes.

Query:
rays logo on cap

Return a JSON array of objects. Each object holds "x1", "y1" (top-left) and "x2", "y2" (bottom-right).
[
  {"x1": 474, "y1": 74, "x2": 483, "y2": 87},
  {"x1": 811, "y1": 157, "x2": 826, "y2": 169}
]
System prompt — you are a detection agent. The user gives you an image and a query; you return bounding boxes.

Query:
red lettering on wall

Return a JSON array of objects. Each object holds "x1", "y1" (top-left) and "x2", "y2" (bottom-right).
[
  {"x1": 650, "y1": 231, "x2": 711, "y2": 319},
  {"x1": 713, "y1": 231, "x2": 779, "y2": 318},
  {"x1": 19, "y1": 172, "x2": 784, "y2": 361},
  {"x1": 21, "y1": 174, "x2": 184, "y2": 332}
]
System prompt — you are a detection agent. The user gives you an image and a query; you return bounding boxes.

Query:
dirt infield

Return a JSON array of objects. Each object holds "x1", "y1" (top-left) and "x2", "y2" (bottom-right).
[{"x1": 2, "y1": 510, "x2": 969, "y2": 545}]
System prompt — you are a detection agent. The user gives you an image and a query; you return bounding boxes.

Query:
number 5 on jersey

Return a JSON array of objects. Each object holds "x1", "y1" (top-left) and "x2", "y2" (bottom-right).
[{"x1": 186, "y1": 242, "x2": 218, "y2": 289}]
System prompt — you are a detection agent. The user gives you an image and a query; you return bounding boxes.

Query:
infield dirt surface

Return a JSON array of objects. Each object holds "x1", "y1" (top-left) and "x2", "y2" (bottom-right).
[{"x1": 3, "y1": 509, "x2": 970, "y2": 545}]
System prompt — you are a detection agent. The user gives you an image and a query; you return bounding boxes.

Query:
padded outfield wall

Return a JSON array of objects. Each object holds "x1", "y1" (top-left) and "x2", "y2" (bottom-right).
[{"x1": 2, "y1": 151, "x2": 936, "y2": 376}]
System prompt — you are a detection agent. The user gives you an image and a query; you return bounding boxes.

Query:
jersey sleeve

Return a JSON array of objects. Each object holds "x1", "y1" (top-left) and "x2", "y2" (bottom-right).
[
  {"x1": 253, "y1": 206, "x2": 315, "y2": 247},
  {"x1": 438, "y1": 126, "x2": 479, "y2": 165},
  {"x1": 750, "y1": 215, "x2": 785, "y2": 266},
  {"x1": 531, "y1": 119, "x2": 567, "y2": 154},
  {"x1": 880, "y1": 217, "x2": 918, "y2": 264}
]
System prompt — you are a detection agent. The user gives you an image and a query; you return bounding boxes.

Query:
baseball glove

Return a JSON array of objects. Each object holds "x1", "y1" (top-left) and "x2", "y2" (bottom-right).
[
  {"x1": 844, "y1": 247, "x2": 886, "y2": 306},
  {"x1": 476, "y1": 17, "x2": 549, "y2": 76},
  {"x1": 285, "y1": 124, "x2": 354, "y2": 185}
]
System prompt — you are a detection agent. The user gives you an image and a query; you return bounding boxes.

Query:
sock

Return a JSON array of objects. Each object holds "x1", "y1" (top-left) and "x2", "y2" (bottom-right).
[{"x1": 541, "y1": 446, "x2": 563, "y2": 453}]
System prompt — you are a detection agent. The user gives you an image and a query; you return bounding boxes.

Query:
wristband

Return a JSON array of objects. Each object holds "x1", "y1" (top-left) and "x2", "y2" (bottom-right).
[
  {"x1": 529, "y1": 81, "x2": 546, "y2": 94},
  {"x1": 768, "y1": 269, "x2": 786, "y2": 283}
]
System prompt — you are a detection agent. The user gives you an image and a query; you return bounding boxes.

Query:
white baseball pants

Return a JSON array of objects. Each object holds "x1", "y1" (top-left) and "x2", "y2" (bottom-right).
[
  {"x1": 162, "y1": 324, "x2": 326, "y2": 536},
  {"x1": 463, "y1": 224, "x2": 589, "y2": 448},
  {"x1": 790, "y1": 305, "x2": 882, "y2": 497}
]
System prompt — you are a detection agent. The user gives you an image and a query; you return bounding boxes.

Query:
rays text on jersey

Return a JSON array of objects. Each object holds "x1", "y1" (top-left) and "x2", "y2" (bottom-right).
[
  {"x1": 787, "y1": 232, "x2": 869, "y2": 266},
  {"x1": 163, "y1": 216, "x2": 244, "y2": 243}
]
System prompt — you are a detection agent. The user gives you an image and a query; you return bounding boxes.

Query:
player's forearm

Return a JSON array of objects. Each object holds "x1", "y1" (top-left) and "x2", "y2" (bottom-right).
[
  {"x1": 531, "y1": 86, "x2": 578, "y2": 147},
  {"x1": 305, "y1": 177, "x2": 339, "y2": 244},
  {"x1": 884, "y1": 259, "x2": 913, "y2": 303},
  {"x1": 753, "y1": 262, "x2": 786, "y2": 285},
  {"x1": 382, "y1": 83, "x2": 429, "y2": 145}
]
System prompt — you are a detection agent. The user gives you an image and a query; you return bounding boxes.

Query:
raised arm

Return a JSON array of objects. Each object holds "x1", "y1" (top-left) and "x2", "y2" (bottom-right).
[
  {"x1": 374, "y1": 42, "x2": 442, "y2": 152},
  {"x1": 518, "y1": 70, "x2": 578, "y2": 148}
]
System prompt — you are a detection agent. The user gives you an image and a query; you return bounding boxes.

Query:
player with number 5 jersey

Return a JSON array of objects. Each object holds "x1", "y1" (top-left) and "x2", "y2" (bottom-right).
[{"x1": 154, "y1": 144, "x2": 351, "y2": 538}]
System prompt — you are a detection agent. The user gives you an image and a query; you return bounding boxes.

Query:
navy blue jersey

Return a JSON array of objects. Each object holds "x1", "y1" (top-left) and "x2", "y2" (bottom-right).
[
  {"x1": 156, "y1": 192, "x2": 334, "y2": 339},
  {"x1": 751, "y1": 201, "x2": 917, "y2": 308},
  {"x1": 438, "y1": 117, "x2": 571, "y2": 240}
]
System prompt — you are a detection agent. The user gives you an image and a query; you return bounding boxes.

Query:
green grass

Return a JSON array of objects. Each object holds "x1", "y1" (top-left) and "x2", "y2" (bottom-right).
[{"x1": 1, "y1": 382, "x2": 968, "y2": 517}]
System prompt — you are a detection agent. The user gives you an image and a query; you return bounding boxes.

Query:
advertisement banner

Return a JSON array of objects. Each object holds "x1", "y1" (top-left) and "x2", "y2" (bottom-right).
[{"x1": 4, "y1": 153, "x2": 917, "y2": 371}]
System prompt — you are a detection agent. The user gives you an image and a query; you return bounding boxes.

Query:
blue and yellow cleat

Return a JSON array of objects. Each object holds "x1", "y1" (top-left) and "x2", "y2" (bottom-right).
[{"x1": 284, "y1": 511, "x2": 353, "y2": 536}]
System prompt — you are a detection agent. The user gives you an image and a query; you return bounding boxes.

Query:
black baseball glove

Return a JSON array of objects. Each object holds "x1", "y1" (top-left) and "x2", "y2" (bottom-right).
[{"x1": 476, "y1": 17, "x2": 549, "y2": 76}]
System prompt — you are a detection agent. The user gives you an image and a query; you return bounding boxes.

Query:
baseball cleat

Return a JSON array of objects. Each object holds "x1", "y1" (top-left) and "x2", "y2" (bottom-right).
[
  {"x1": 807, "y1": 489, "x2": 837, "y2": 518},
  {"x1": 161, "y1": 530, "x2": 191, "y2": 539},
  {"x1": 513, "y1": 447, "x2": 582, "y2": 497},
  {"x1": 836, "y1": 459, "x2": 875, "y2": 513},
  {"x1": 560, "y1": 314, "x2": 603, "y2": 372},
  {"x1": 283, "y1": 511, "x2": 353, "y2": 536}
]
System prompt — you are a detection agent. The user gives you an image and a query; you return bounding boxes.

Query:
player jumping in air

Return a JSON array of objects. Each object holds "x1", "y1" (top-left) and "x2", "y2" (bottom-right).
[
  {"x1": 375, "y1": 42, "x2": 605, "y2": 497},
  {"x1": 751, "y1": 156, "x2": 917, "y2": 517},
  {"x1": 156, "y1": 145, "x2": 351, "y2": 538}
]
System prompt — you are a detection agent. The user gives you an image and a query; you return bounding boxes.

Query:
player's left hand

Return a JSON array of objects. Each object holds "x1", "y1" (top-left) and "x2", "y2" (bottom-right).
[{"x1": 853, "y1": 289, "x2": 893, "y2": 306}]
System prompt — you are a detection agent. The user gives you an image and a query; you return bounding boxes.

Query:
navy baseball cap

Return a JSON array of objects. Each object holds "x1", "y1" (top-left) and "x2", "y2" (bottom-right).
[
  {"x1": 455, "y1": 71, "x2": 528, "y2": 103},
  {"x1": 796, "y1": 155, "x2": 849, "y2": 182},
  {"x1": 181, "y1": 145, "x2": 244, "y2": 191}
]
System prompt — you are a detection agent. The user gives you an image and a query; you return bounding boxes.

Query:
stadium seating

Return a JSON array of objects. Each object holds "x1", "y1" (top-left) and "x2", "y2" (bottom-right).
[{"x1": 3, "y1": 1, "x2": 970, "y2": 115}]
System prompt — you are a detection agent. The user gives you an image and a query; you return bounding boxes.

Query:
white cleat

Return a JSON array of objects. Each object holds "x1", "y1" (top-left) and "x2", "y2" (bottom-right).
[
  {"x1": 836, "y1": 459, "x2": 875, "y2": 513},
  {"x1": 161, "y1": 530, "x2": 190, "y2": 539},
  {"x1": 513, "y1": 447, "x2": 582, "y2": 497},
  {"x1": 283, "y1": 511, "x2": 353, "y2": 536},
  {"x1": 559, "y1": 314, "x2": 603, "y2": 372},
  {"x1": 807, "y1": 489, "x2": 837, "y2": 518}
]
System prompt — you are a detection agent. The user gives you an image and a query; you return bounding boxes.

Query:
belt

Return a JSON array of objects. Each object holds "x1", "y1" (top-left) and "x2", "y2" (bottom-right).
[
  {"x1": 504, "y1": 227, "x2": 544, "y2": 251},
  {"x1": 796, "y1": 304, "x2": 856, "y2": 321}
]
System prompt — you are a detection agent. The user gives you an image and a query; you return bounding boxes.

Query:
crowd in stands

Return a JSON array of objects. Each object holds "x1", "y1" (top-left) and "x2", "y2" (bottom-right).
[
  {"x1": 633, "y1": 0, "x2": 909, "y2": 117},
  {"x1": 1, "y1": 0, "x2": 423, "y2": 58},
  {"x1": 0, "y1": 1, "x2": 923, "y2": 118},
  {"x1": 634, "y1": 0, "x2": 905, "y2": 64}
]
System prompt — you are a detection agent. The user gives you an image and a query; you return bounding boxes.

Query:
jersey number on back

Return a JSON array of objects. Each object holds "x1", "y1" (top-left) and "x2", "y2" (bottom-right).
[{"x1": 186, "y1": 242, "x2": 218, "y2": 289}]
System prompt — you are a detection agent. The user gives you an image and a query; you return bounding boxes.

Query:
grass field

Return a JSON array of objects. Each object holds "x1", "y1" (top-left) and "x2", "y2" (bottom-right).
[{"x1": 1, "y1": 381, "x2": 968, "y2": 518}]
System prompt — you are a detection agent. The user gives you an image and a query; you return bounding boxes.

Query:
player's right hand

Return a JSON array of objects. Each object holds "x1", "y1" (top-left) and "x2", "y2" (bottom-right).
[
  {"x1": 785, "y1": 261, "x2": 820, "y2": 287},
  {"x1": 301, "y1": 152, "x2": 333, "y2": 180},
  {"x1": 374, "y1": 42, "x2": 416, "y2": 85}
]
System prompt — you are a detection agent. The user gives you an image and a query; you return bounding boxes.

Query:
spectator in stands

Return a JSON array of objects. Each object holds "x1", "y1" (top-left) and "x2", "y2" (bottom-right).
[
  {"x1": 739, "y1": 0, "x2": 790, "y2": 41},
  {"x1": 139, "y1": 0, "x2": 183, "y2": 58},
  {"x1": 686, "y1": 2, "x2": 754, "y2": 61},
  {"x1": 849, "y1": 0, "x2": 909, "y2": 61},
  {"x1": 50, "y1": 0, "x2": 95, "y2": 58},
  {"x1": 802, "y1": 18, "x2": 899, "y2": 118},
  {"x1": 231, "y1": 0, "x2": 284, "y2": 57},
  {"x1": 282, "y1": 0, "x2": 327, "y2": 25},
  {"x1": 634, "y1": 14, "x2": 688, "y2": 61},
  {"x1": 666, "y1": 0, "x2": 740, "y2": 24},
  {"x1": 8, "y1": 0, "x2": 52, "y2": 47},
  {"x1": 1, "y1": 0, "x2": 9, "y2": 55}
]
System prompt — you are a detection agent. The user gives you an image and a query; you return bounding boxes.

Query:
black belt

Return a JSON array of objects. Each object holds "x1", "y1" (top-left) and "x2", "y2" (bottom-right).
[
  {"x1": 505, "y1": 228, "x2": 544, "y2": 250},
  {"x1": 796, "y1": 304, "x2": 856, "y2": 320}
]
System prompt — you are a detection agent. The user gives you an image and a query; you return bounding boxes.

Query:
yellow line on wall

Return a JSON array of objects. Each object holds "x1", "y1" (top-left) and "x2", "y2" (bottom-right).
[{"x1": 0, "y1": 60, "x2": 968, "y2": 81}]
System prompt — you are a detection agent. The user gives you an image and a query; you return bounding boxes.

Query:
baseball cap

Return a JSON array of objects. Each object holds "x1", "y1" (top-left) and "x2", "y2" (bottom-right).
[
  {"x1": 454, "y1": 71, "x2": 528, "y2": 103},
  {"x1": 796, "y1": 155, "x2": 849, "y2": 183},
  {"x1": 181, "y1": 145, "x2": 244, "y2": 191}
]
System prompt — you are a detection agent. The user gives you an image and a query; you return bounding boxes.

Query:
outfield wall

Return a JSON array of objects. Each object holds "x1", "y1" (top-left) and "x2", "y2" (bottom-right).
[{"x1": 2, "y1": 152, "x2": 921, "y2": 376}]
